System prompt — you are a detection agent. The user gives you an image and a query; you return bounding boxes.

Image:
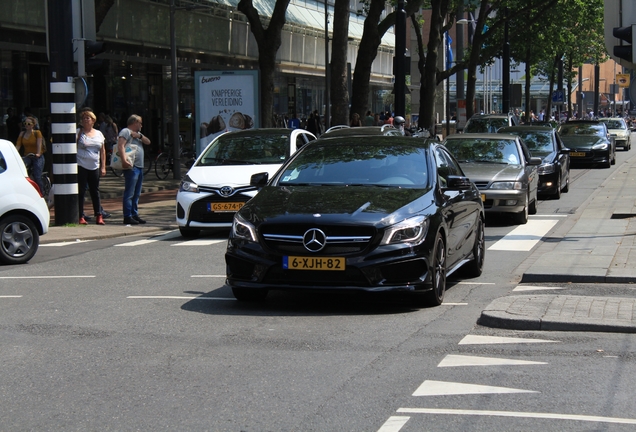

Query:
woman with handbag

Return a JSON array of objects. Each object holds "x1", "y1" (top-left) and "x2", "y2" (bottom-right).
[
  {"x1": 77, "y1": 109, "x2": 107, "y2": 225},
  {"x1": 15, "y1": 116, "x2": 45, "y2": 193}
]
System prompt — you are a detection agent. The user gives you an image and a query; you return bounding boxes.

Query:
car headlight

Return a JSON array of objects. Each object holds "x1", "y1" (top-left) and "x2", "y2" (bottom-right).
[
  {"x1": 381, "y1": 215, "x2": 429, "y2": 246},
  {"x1": 232, "y1": 212, "x2": 257, "y2": 242},
  {"x1": 537, "y1": 164, "x2": 556, "y2": 175},
  {"x1": 179, "y1": 175, "x2": 199, "y2": 193},
  {"x1": 489, "y1": 181, "x2": 523, "y2": 190},
  {"x1": 592, "y1": 142, "x2": 609, "y2": 150}
]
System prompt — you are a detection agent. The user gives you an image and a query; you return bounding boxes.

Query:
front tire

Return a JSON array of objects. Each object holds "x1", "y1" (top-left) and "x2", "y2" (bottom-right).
[
  {"x1": 424, "y1": 233, "x2": 447, "y2": 306},
  {"x1": 552, "y1": 175, "x2": 562, "y2": 199},
  {"x1": 514, "y1": 193, "x2": 529, "y2": 224},
  {"x1": 0, "y1": 215, "x2": 40, "y2": 264},
  {"x1": 463, "y1": 218, "x2": 485, "y2": 278}
]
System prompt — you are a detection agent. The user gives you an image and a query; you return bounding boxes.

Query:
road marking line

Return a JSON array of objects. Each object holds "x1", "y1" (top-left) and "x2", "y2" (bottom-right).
[
  {"x1": 376, "y1": 416, "x2": 410, "y2": 432},
  {"x1": 171, "y1": 239, "x2": 226, "y2": 246},
  {"x1": 412, "y1": 380, "x2": 538, "y2": 396},
  {"x1": 0, "y1": 275, "x2": 95, "y2": 279},
  {"x1": 438, "y1": 354, "x2": 547, "y2": 367},
  {"x1": 459, "y1": 335, "x2": 559, "y2": 345},
  {"x1": 442, "y1": 303, "x2": 468, "y2": 306},
  {"x1": 488, "y1": 219, "x2": 559, "y2": 251},
  {"x1": 191, "y1": 275, "x2": 226, "y2": 278},
  {"x1": 457, "y1": 282, "x2": 495, "y2": 285},
  {"x1": 531, "y1": 214, "x2": 568, "y2": 218},
  {"x1": 513, "y1": 285, "x2": 565, "y2": 292},
  {"x1": 0, "y1": 295, "x2": 22, "y2": 298},
  {"x1": 127, "y1": 296, "x2": 235, "y2": 300},
  {"x1": 41, "y1": 240, "x2": 93, "y2": 247},
  {"x1": 115, "y1": 239, "x2": 158, "y2": 246},
  {"x1": 396, "y1": 408, "x2": 636, "y2": 425}
]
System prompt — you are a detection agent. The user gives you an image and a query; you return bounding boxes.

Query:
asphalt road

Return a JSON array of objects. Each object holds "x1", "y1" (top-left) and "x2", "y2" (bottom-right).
[{"x1": 1, "y1": 149, "x2": 636, "y2": 430}]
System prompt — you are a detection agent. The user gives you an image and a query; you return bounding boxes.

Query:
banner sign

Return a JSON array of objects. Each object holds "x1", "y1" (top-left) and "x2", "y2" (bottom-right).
[
  {"x1": 195, "y1": 70, "x2": 260, "y2": 154},
  {"x1": 617, "y1": 73, "x2": 630, "y2": 88}
]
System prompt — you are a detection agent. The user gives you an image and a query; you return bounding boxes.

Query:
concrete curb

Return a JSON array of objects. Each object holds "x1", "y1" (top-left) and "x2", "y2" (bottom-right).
[{"x1": 478, "y1": 295, "x2": 636, "y2": 333}]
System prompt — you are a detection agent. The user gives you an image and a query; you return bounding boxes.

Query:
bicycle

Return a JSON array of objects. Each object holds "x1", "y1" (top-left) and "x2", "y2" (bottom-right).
[
  {"x1": 24, "y1": 153, "x2": 51, "y2": 198},
  {"x1": 154, "y1": 145, "x2": 196, "y2": 179}
]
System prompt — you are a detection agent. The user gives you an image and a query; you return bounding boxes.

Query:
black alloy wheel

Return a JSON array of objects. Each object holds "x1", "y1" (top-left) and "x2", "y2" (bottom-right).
[
  {"x1": 463, "y1": 219, "x2": 485, "y2": 278},
  {"x1": 514, "y1": 193, "x2": 529, "y2": 224},
  {"x1": 425, "y1": 233, "x2": 447, "y2": 306}
]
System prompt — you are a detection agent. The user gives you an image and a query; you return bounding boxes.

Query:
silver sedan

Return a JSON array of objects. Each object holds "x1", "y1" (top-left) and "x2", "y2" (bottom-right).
[{"x1": 442, "y1": 133, "x2": 541, "y2": 224}]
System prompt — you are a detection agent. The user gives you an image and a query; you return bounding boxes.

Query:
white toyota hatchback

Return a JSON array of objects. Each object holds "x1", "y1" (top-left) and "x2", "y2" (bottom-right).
[
  {"x1": 176, "y1": 128, "x2": 316, "y2": 237},
  {"x1": 0, "y1": 139, "x2": 50, "y2": 264}
]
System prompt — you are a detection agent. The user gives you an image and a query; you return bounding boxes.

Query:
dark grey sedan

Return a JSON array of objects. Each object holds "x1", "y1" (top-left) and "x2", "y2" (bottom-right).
[
  {"x1": 499, "y1": 126, "x2": 571, "y2": 199},
  {"x1": 557, "y1": 120, "x2": 616, "y2": 168},
  {"x1": 442, "y1": 133, "x2": 541, "y2": 224}
]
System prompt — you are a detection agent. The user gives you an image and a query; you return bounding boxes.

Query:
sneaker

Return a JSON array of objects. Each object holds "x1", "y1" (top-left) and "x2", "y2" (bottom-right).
[
  {"x1": 102, "y1": 210, "x2": 111, "y2": 219},
  {"x1": 123, "y1": 217, "x2": 139, "y2": 225},
  {"x1": 132, "y1": 215, "x2": 147, "y2": 224},
  {"x1": 96, "y1": 215, "x2": 105, "y2": 225},
  {"x1": 79, "y1": 216, "x2": 88, "y2": 225}
]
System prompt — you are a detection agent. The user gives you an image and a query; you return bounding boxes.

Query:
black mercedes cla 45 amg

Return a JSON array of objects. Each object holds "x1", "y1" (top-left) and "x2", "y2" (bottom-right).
[{"x1": 225, "y1": 136, "x2": 486, "y2": 307}]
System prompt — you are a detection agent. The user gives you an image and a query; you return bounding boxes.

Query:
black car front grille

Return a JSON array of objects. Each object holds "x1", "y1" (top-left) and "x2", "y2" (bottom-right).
[
  {"x1": 189, "y1": 194, "x2": 251, "y2": 223},
  {"x1": 473, "y1": 181, "x2": 490, "y2": 190},
  {"x1": 260, "y1": 224, "x2": 376, "y2": 255}
]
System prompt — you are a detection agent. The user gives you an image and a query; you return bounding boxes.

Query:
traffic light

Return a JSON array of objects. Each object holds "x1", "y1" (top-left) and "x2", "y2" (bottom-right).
[
  {"x1": 77, "y1": 39, "x2": 105, "y2": 76},
  {"x1": 84, "y1": 40, "x2": 104, "y2": 74},
  {"x1": 613, "y1": 25, "x2": 636, "y2": 63}
]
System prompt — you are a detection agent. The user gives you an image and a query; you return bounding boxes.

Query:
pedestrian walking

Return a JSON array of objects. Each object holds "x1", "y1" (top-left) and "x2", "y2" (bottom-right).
[
  {"x1": 118, "y1": 114, "x2": 150, "y2": 225},
  {"x1": 76, "y1": 109, "x2": 107, "y2": 225}
]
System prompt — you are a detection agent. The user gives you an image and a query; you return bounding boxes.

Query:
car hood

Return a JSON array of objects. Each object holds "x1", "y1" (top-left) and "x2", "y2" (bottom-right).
[
  {"x1": 531, "y1": 150, "x2": 557, "y2": 163},
  {"x1": 458, "y1": 162, "x2": 524, "y2": 182},
  {"x1": 560, "y1": 136, "x2": 607, "y2": 150},
  {"x1": 607, "y1": 128, "x2": 629, "y2": 137},
  {"x1": 240, "y1": 185, "x2": 433, "y2": 227},
  {"x1": 186, "y1": 164, "x2": 282, "y2": 187}
]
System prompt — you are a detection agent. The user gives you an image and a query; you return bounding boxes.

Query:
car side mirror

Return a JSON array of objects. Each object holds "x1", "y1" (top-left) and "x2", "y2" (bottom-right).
[
  {"x1": 528, "y1": 157, "x2": 542, "y2": 166},
  {"x1": 560, "y1": 147, "x2": 571, "y2": 154},
  {"x1": 446, "y1": 175, "x2": 473, "y2": 190},
  {"x1": 250, "y1": 172, "x2": 269, "y2": 188}
]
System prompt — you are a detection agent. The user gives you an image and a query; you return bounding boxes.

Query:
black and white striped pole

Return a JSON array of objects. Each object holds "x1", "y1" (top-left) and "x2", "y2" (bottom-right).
[{"x1": 48, "y1": 0, "x2": 78, "y2": 225}]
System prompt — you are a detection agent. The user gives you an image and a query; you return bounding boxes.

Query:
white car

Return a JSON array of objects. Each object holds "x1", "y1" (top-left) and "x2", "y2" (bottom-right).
[
  {"x1": 0, "y1": 139, "x2": 50, "y2": 264},
  {"x1": 176, "y1": 128, "x2": 316, "y2": 237},
  {"x1": 598, "y1": 118, "x2": 631, "y2": 151}
]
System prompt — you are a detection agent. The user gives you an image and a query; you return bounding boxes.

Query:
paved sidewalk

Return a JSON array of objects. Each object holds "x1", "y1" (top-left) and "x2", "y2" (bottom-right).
[{"x1": 479, "y1": 295, "x2": 636, "y2": 333}]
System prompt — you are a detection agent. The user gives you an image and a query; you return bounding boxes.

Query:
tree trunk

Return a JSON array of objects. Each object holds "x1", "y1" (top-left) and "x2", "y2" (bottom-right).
[
  {"x1": 238, "y1": 0, "x2": 290, "y2": 128},
  {"x1": 330, "y1": 0, "x2": 351, "y2": 126},
  {"x1": 465, "y1": 0, "x2": 490, "y2": 122},
  {"x1": 524, "y1": 50, "x2": 531, "y2": 123},
  {"x1": 418, "y1": 0, "x2": 449, "y2": 133},
  {"x1": 350, "y1": 0, "x2": 386, "y2": 121}
]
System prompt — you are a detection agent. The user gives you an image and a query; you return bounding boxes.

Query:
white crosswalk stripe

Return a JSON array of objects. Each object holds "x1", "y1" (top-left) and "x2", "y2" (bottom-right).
[{"x1": 488, "y1": 218, "x2": 559, "y2": 251}]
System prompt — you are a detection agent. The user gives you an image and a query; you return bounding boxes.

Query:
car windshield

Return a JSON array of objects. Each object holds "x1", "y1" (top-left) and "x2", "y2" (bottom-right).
[
  {"x1": 558, "y1": 123, "x2": 605, "y2": 137},
  {"x1": 464, "y1": 118, "x2": 508, "y2": 133},
  {"x1": 505, "y1": 131, "x2": 554, "y2": 153},
  {"x1": 197, "y1": 133, "x2": 290, "y2": 166},
  {"x1": 444, "y1": 138, "x2": 521, "y2": 165},
  {"x1": 278, "y1": 143, "x2": 430, "y2": 187},
  {"x1": 602, "y1": 120, "x2": 626, "y2": 130}
]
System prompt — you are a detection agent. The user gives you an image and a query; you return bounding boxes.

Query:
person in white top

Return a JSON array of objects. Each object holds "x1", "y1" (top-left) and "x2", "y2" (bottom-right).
[{"x1": 77, "y1": 109, "x2": 107, "y2": 225}]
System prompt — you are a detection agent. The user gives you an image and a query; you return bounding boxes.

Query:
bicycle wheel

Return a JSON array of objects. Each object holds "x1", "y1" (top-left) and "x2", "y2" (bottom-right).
[
  {"x1": 110, "y1": 167, "x2": 124, "y2": 177},
  {"x1": 155, "y1": 153, "x2": 171, "y2": 179},
  {"x1": 41, "y1": 174, "x2": 52, "y2": 198},
  {"x1": 143, "y1": 153, "x2": 153, "y2": 175}
]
